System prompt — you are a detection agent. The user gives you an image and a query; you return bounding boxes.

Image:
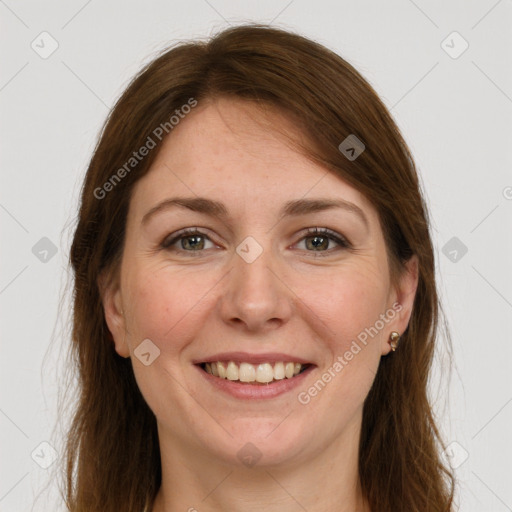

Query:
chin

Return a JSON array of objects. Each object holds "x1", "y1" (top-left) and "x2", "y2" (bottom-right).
[{"x1": 201, "y1": 417, "x2": 311, "y2": 468}]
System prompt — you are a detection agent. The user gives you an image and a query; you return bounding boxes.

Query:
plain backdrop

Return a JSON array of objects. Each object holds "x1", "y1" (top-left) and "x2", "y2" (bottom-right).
[{"x1": 1, "y1": 1, "x2": 511, "y2": 511}]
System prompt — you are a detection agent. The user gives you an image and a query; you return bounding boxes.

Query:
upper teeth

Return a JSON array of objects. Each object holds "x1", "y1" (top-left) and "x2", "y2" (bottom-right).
[{"x1": 204, "y1": 361, "x2": 304, "y2": 383}]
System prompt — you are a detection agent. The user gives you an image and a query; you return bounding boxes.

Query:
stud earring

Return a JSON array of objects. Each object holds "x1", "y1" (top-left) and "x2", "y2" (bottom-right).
[{"x1": 389, "y1": 331, "x2": 400, "y2": 351}]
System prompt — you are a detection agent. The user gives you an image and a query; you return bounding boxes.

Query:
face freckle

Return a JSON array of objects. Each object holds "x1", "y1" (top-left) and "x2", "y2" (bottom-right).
[{"x1": 105, "y1": 97, "x2": 410, "y2": 469}]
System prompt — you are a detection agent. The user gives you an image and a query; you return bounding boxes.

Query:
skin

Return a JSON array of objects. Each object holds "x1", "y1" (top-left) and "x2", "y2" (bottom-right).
[{"x1": 101, "y1": 97, "x2": 419, "y2": 512}]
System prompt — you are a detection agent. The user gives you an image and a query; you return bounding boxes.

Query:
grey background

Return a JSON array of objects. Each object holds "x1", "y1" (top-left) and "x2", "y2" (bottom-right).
[{"x1": 1, "y1": 1, "x2": 511, "y2": 510}]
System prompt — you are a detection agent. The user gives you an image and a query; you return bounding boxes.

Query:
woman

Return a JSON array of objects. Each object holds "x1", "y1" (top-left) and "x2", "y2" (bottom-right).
[{"x1": 64, "y1": 24, "x2": 455, "y2": 511}]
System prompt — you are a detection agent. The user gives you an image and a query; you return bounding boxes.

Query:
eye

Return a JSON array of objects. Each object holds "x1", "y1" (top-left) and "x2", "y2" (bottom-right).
[
  {"x1": 160, "y1": 227, "x2": 351, "y2": 257},
  {"x1": 161, "y1": 228, "x2": 216, "y2": 254},
  {"x1": 295, "y1": 227, "x2": 351, "y2": 256}
]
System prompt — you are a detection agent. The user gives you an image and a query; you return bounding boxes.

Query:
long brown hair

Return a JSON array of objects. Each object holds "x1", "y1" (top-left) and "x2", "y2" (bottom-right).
[{"x1": 64, "y1": 24, "x2": 455, "y2": 511}]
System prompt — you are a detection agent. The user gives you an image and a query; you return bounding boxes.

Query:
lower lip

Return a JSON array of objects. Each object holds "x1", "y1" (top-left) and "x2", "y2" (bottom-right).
[{"x1": 195, "y1": 364, "x2": 315, "y2": 399}]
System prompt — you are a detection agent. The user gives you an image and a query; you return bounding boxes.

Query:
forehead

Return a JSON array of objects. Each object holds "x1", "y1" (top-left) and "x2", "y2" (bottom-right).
[{"x1": 129, "y1": 97, "x2": 378, "y2": 224}]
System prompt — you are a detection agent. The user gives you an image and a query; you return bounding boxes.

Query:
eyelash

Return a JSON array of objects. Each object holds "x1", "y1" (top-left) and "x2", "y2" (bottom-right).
[{"x1": 160, "y1": 227, "x2": 351, "y2": 257}]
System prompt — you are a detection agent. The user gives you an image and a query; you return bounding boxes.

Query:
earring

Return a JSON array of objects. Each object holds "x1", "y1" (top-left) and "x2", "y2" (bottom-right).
[{"x1": 389, "y1": 331, "x2": 400, "y2": 351}]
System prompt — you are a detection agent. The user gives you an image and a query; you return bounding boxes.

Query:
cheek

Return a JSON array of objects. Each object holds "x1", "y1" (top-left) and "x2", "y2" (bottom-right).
[
  {"x1": 121, "y1": 265, "x2": 217, "y2": 427},
  {"x1": 122, "y1": 264, "x2": 212, "y2": 356},
  {"x1": 296, "y1": 263, "x2": 387, "y2": 403},
  {"x1": 320, "y1": 268, "x2": 388, "y2": 403},
  {"x1": 301, "y1": 260, "x2": 389, "y2": 347}
]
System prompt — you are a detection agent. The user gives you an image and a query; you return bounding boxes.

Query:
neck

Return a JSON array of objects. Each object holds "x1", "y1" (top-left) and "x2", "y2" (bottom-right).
[{"x1": 151, "y1": 411, "x2": 370, "y2": 512}]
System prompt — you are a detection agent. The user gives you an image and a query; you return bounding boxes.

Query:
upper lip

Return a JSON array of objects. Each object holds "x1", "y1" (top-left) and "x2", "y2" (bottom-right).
[{"x1": 192, "y1": 352, "x2": 314, "y2": 365}]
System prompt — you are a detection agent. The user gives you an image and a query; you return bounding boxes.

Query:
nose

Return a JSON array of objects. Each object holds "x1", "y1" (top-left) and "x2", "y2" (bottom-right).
[{"x1": 217, "y1": 239, "x2": 294, "y2": 333}]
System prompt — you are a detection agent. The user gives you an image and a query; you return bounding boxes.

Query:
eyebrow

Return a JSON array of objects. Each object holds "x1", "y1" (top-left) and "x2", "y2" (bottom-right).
[{"x1": 141, "y1": 196, "x2": 369, "y2": 230}]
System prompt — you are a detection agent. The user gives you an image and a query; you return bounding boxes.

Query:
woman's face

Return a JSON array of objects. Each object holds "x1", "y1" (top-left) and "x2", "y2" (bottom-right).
[{"x1": 103, "y1": 97, "x2": 418, "y2": 468}]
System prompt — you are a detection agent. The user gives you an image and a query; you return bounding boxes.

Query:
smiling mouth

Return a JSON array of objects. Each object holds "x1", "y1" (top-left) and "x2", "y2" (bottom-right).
[{"x1": 197, "y1": 361, "x2": 312, "y2": 385}]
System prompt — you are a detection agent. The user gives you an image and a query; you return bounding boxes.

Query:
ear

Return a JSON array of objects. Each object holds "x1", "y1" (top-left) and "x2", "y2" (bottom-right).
[
  {"x1": 381, "y1": 254, "x2": 419, "y2": 355},
  {"x1": 98, "y1": 270, "x2": 130, "y2": 358}
]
